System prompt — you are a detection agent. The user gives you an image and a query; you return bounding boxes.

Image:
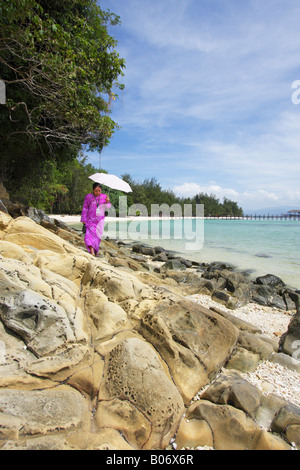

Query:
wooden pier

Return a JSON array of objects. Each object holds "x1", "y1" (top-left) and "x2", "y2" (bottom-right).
[
  {"x1": 204, "y1": 212, "x2": 300, "y2": 220},
  {"x1": 243, "y1": 214, "x2": 300, "y2": 221},
  {"x1": 243, "y1": 210, "x2": 300, "y2": 220}
]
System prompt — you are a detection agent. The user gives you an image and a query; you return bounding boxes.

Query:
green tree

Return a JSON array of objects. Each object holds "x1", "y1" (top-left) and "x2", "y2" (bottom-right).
[{"x1": 0, "y1": 0, "x2": 125, "y2": 193}]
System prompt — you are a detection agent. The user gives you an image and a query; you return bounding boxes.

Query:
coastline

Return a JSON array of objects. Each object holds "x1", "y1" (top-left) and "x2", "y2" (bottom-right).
[
  {"x1": 1, "y1": 208, "x2": 299, "y2": 450},
  {"x1": 51, "y1": 214, "x2": 300, "y2": 290},
  {"x1": 50, "y1": 214, "x2": 299, "y2": 222},
  {"x1": 51, "y1": 214, "x2": 300, "y2": 409}
]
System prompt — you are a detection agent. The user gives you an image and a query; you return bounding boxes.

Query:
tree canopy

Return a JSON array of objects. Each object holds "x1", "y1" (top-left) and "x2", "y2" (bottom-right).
[
  {"x1": 0, "y1": 2, "x2": 243, "y2": 219},
  {"x1": 121, "y1": 174, "x2": 244, "y2": 218},
  {"x1": 0, "y1": 0, "x2": 125, "y2": 190}
]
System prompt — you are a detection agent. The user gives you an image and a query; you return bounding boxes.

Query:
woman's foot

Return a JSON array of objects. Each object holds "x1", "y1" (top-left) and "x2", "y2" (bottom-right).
[{"x1": 90, "y1": 247, "x2": 95, "y2": 256}]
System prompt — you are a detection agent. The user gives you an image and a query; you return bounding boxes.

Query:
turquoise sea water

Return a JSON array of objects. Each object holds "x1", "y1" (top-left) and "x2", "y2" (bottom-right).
[{"x1": 103, "y1": 218, "x2": 300, "y2": 289}]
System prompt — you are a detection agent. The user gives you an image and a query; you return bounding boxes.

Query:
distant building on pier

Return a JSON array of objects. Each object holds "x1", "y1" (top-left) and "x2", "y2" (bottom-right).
[{"x1": 282, "y1": 209, "x2": 300, "y2": 217}]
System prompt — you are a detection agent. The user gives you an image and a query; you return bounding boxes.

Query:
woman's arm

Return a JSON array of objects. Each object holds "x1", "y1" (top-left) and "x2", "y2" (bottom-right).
[{"x1": 100, "y1": 193, "x2": 112, "y2": 210}]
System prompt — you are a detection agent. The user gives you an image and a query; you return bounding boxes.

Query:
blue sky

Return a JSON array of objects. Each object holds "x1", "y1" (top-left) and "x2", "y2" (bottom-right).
[{"x1": 89, "y1": 0, "x2": 300, "y2": 211}]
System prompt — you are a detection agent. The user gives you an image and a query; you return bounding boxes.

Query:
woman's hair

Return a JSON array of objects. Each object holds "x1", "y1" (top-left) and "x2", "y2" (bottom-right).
[{"x1": 93, "y1": 183, "x2": 102, "y2": 190}]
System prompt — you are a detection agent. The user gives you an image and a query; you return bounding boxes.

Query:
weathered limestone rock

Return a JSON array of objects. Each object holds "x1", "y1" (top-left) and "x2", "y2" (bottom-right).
[
  {"x1": 226, "y1": 346, "x2": 261, "y2": 373},
  {"x1": 254, "y1": 430, "x2": 291, "y2": 450},
  {"x1": 185, "y1": 400, "x2": 290, "y2": 450},
  {"x1": 175, "y1": 417, "x2": 214, "y2": 449},
  {"x1": 271, "y1": 403, "x2": 300, "y2": 434},
  {"x1": 1, "y1": 435, "x2": 75, "y2": 450},
  {"x1": 210, "y1": 306, "x2": 262, "y2": 334},
  {"x1": 90, "y1": 300, "x2": 133, "y2": 341},
  {"x1": 0, "y1": 289, "x2": 87, "y2": 357},
  {"x1": 139, "y1": 298, "x2": 239, "y2": 403},
  {"x1": 237, "y1": 331, "x2": 275, "y2": 361},
  {"x1": 0, "y1": 215, "x2": 299, "y2": 450},
  {"x1": 98, "y1": 337, "x2": 185, "y2": 449},
  {"x1": 2, "y1": 216, "x2": 81, "y2": 255},
  {"x1": 33, "y1": 251, "x2": 89, "y2": 283},
  {"x1": 286, "y1": 425, "x2": 300, "y2": 448},
  {"x1": 82, "y1": 259, "x2": 152, "y2": 305},
  {"x1": 201, "y1": 370, "x2": 262, "y2": 418},
  {"x1": 0, "y1": 240, "x2": 32, "y2": 263},
  {"x1": 86, "y1": 428, "x2": 135, "y2": 450},
  {"x1": 0, "y1": 389, "x2": 89, "y2": 438},
  {"x1": 94, "y1": 398, "x2": 152, "y2": 449},
  {"x1": 255, "y1": 393, "x2": 287, "y2": 430},
  {"x1": 186, "y1": 400, "x2": 261, "y2": 450}
]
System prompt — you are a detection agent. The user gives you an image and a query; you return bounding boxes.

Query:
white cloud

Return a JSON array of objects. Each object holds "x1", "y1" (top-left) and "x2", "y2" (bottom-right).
[
  {"x1": 174, "y1": 183, "x2": 239, "y2": 199},
  {"x1": 173, "y1": 182, "x2": 300, "y2": 212}
]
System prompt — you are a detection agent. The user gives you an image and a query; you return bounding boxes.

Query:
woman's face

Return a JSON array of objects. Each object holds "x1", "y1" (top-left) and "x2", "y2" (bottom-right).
[{"x1": 93, "y1": 186, "x2": 102, "y2": 197}]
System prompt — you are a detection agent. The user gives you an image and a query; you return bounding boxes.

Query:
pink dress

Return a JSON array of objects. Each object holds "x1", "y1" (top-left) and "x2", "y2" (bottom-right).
[{"x1": 81, "y1": 193, "x2": 111, "y2": 254}]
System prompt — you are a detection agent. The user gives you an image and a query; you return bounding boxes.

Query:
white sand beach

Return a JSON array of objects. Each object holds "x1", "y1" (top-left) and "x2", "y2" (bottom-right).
[{"x1": 188, "y1": 293, "x2": 300, "y2": 409}]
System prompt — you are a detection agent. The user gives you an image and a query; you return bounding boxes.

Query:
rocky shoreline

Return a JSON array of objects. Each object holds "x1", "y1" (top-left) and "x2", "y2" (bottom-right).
[{"x1": 0, "y1": 203, "x2": 299, "y2": 450}]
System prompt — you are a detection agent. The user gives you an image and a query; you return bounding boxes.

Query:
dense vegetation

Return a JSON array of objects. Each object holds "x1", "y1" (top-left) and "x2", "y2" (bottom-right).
[
  {"x1": 0, "y1": 0, "x2": 125, "y2": 200},
  {"x1": 121, "y1": 174, "x2": 244, "y2": 218}
]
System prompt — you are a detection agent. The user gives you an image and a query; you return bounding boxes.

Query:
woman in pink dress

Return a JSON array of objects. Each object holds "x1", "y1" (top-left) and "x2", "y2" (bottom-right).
[{"x1": 81, "y1": 183, "x2": 111, "y2": 256}]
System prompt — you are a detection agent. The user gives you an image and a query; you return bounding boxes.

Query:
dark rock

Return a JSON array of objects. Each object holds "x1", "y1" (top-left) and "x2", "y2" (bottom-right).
[
  {"x1": 132, "y1": 244, "x2": 146, "y2": 254},
  {"x1": 280, "y1": 310, "x2": 300, "y2": 356},
  {"x1": 288, "y1": 291, "x2": 300, "y2": 310},
  {"x1": 131, "y1": 244, "x2": 156, "y2": 257},
  {"x1": 154, "y1": 246, "x2": 167, "y2": 254},
  {"x1": 162, "y1": 259, "x2": 187, "y2": 271},
  {"x1": 251, "y1": 285, "x2": 287, "y2": 310},
  {"x1": 226, "y1": 272, "x2": 249, "y2": 292},
  {"x1": 0, "y1": 199, "x2": 55, "y2": 225},
  {"x1": 199, "y1": 279, "x2": 216, "y2": 293},
  {"x1": 202, "y1": 370, "x2": 262, "y2": 418},
  {"x1": 212, "y1": 290, "x2": 231, "y2": 306},
  {"x1": 255, "y1": 253, "x2": 272, "y2": 258},
  {"x1": 130, "y1": 254, "x2": 148, "y2": 263},
  {"x1": 207, "y1": 262, "x2": 235, "y2": 272},
  {"x1": 152, "y1": 253, "x2": 169, "y2": 262},
  {"x1": 192, "y1": 261, "x2": 201, "y2": 267},
  {"x1": 174, "y1": 257, "x2": 193, "y2": 268},
  {"x1": 141, "y1": 246, "x2": 156, "y2": 257},
  {"x1": 255, "y1": 274, "x2": 285, "y2": 288},
  {"x1": 271, "y1": 403, "x2": 300, "y2": 434}
]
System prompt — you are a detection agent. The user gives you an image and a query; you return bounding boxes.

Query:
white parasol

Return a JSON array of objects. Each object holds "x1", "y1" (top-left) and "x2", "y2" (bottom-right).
[{"x1": 89, "y1": 173, "x2": 132, "y2": 193}]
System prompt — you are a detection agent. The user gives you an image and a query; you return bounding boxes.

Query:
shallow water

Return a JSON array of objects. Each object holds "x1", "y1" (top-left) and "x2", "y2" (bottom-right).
[{"x1": 74, "y1": 218, "x2": 300, "y2": 289}]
